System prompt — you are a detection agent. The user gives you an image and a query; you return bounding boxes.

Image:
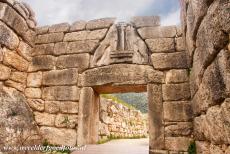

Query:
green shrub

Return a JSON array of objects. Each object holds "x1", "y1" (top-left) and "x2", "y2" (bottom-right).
[{"x1": 188, "y1": 141, "x2": 196, "y2": 154}]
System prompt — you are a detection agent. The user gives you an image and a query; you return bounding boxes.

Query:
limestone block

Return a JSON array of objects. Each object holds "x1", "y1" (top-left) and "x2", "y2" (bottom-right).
[
  {"x1": 209, "y1": 144, "x2": 225, "y2": 154},
  {"x1": 70, "y1": 20, "x2": 86, "y2": 31},
  {"x1": 165, "y1": 122, "x2": 193, "y2": 137},
  {"x1": 176, "y1": 26, "x2": 182, "y2": 37},
  {"x1": 33, "y1": 43, "x2": 54, "y2": 56},
  {"x1": 55, "y1": 114, "x2": 78, "y2": 128},
  {"x1": 28, "y1": 55, "x2": 56, "y2": 72},
  {"x1": 138, "y1": 26, "x2": 177, "y2": 39},
  {"x1": 79, "y1": 64, "x2": 164, "y2": 87},
  {"x1": 34, "y1": 112, "x2": 55, "y2": 126},
  {"x1": 27, "y1": 72, "x2": 42, "y2": 87},
  {"x1": 131, "y1": 16, "x2": 160, "y2": 28},
  {"x1": 40, "y1": 127, "x2": 77, "y2": 146},
  {"x1": 42, "y1": 86, "x2": 80, "y2": 101},
  {"x1": 45, "y1": 101, "x2": 60, "y2": 114},
  {"x1": 86, "y1": 18, "x2": 115, "y2": 30},
  {"x1": 151, "y1": 52, "x2": 188, "y2": 70},
  {"x1": 17, "y1": 41, "x2": 32, "y2": 61},
  {"x1": 64, "y1": 29, "x2": 107, "y2": 41},
  {"x1": 165, "y1": 69, "x2": 189, "y2": 84},
  {"x1": 3, "y1": 51, "x2": 29, "y2": 72},
  {"x1": 49, "y1": 23, "x2": 70, "y2": 33},
  {"x1": 148, "y1": 84, "x2": 164, "y2": 149},
  {"x1": 165, "y1": 137, "x2": 193, "y2": 151},
  {"x1": 146, "y1": 38, "x2": 175, "y2": 53},
  {"x1": 66, "y1": 40, "x2": 99, "y2": 54},
  {"x1": 164, "y1": 101, "x2": 193, "y2": 122},
  {"x1": 162, "y1": 83, "x2": 191, "y2": 101},
  {"x1": 10, "y1": 71, "x2": 27, "y2": 84},
  {"x1": 27, "y1": 99, "x2": 44, "y2": 112},
  {"x1": 0, "y1": 48, "x2": 3, "y2": 62},
  {"x1": 0, "y1": 64, "x2": 11, "y2": 80},
  {"x1": 59, "y1": 101, "x2": 78, "y2": 114},
  {"x1": 195, "y1": 141, "x2": 210, "y2": 154},
  {"x1": 56, "y1": 54, "x2": 90, "y2": 73},
  {"x1": 5, "y1": 80, "x2": 25, "y2": 92},
  {"x1": 36, "y1": 26, "x2": 49, "y2": 35},
  {"x1": 36, "y1": 33, "x2": 64, "y2": 44},
  {"x1": 25, "y1": 88, "x2": 42, "y2": 99},
  {"x1": 42, "y1": 69, "x2": 78, "y2": 86},
  {"x1": 53, "y1": 42, "x2": 68, "y2": 55},
  {"x1": 149, "y1": 150, "x2": 168, "y2": 154},
  {"x1": 175, "y1": 37, "x2": 185, "y2": 51},
  {"x1": 0, "y1": 21, "x2": 19, "y2": 50}
]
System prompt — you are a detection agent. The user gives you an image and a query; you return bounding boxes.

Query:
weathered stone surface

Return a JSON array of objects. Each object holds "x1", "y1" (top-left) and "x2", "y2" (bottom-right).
[
  {"x1": 210, "y1": 144, "x2": 225, "y2": 154},
  {"x1": 0, "y1": 86, "x2": 41, "y2": 147},
  {"x1": 192, "y1": 60, "x2": 226, "y2": 115},
  {"x1": 53, "y1": 42, "x2": 68, "y2": 55},
  {"x1": 166, "y1": 69, "x2": 189, "y2": 84},
  {"x1": 162, "y1": 83, "x2": 191, "y2": 101},
  {"x1": 70, "y1": 20, "x2": 86, "y2": 31},
  {"x1": 28, "y1": 55, "x2": 56, "y2": 72},
  {"x1": 59, "y1": 101, "x2": 78, "y2": 114},
  {"x1": 42, "y1": 69, "x2": 78, "y2": 86},
  {"x1": 165, "y1": 122, "x2": 193, "y2": 137},
  {"x1": 64, "y1": 29, "x2": 107, "y2": 41},
  {"x1": 36, "y1": 33, "x2": 64, "y2": 44},
  {"x1": 67, "y1": 40, "x2": 99, "y2": 54},
  {"x1": 148, "y1": 84, "x2": 164, "y2": 149},
  {"x1": 164, "y1": 101, "x2": 193, "y2": 122},
  {"x1": 3, "y1": 51, "x2": 29, "y2": 71},
  {"x1": 17, "y1": 41, "x2": 32, "y2": 61},
  {"x1": 131, "y1": 16, "x2": 160, "y2": 28},
  {"x1": 0, "y1": 64, "x2": 11, "y2": 80},
  {"x1": 196, "y1": 141, "x2": 210, "y2": 154},
  {"x1": 151, "y1": 52, "x2": 188, "y2": 70},
  {"x1": 165, "y1": 137, "x2": 193, "y2": 151},
  {"x1": 176, "y1": 26, "x2": 182, "y2": 37},
  {"x1": 56, "y1": 54, "x2": 90, "y2": 72},
  {"x1": 55, "y1": 114, "x2": 78, "y2": 128},
  {"x1": 25, "y1": 88, "x2": 42, "y2": 99},
  {"x1": 42, "y1": 86, "x2": 80, "y2": 101},
  {"x1": 45, "y1": 101, "x2": 60, "y2": 114},
  {"x1": 79, "y1": 64, "x2": 164, "y2": 87},
  {"x1": 34, "y1": 112, "x2": 55, "y2": 126},
  {"x1": 138, "y1": 26, "x2": 177, "y2": 39},
  {"x1": 27, "y1": 99, "x2": 44, "y2": 111},
  {"x1": 149, "y1": 150, "x2": 168, "y2": 154},
  {"x1": 40, "y1": 126, "x2": 77, "y2": 146},
  {"x1": 0, "y1": 21, "x2": 19, "y2": 50},
  {"x1": 49, "y1": 23, "x2": 70, "y2": 33},
  {"x1": 33, "y1": 43, "x2": 54, "y2": 56},
  {"x1": 36, "y1": 26, "x2": 49, "y2": 35},
  {"x1": 146, "y1": 38, "x2": 175, "y2": 53},
  {"x1": 5, "y1": 80, "x2": 26, "y2": 92},
  {"x1": 0, "y1": 48, "x2": 3, "y2": 62},
  {"x1": 86, "y1": 18, "x2": 115, "y2": 30},
  {"x1": 175, "y1": 37, "x2": 185, "y2": 51},
  {"x1": 10, "y1": 71, "x2": 27, "y2": 84},
  {"x1": 27, "y1": 72, "x2": 42, "y2": 87}
]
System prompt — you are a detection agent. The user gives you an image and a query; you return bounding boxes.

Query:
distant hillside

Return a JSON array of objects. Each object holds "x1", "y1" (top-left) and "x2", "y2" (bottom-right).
[{"x1": 107, "y1": 93, "x2": 148, "y2": 113}]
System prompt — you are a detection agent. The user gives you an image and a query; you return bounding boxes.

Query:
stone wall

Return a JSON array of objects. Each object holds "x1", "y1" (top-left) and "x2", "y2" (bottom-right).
[
  {"x1": 99, "y1": 97, "x2": 148, "y2": 141},
  {"x1": 181, "y1": 0, "x2": 230, "y2": 153},
  {"x1": 0, "y1": 0, "x2": 41, "y2": 149}
]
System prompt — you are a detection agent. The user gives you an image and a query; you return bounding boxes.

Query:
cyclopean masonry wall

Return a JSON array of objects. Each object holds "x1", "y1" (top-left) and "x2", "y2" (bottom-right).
[
  {"x1": 99, "y1": 97, "x2": 148, "y2": 141},
  {"x1": 2, "y1": 0, "x2": 229, "y2": 153},
  {"x1": 0, "y1": 0, "x2": 41, "y2": 150},
  {"x1": 181, "y1": 0, "x2": 230, "y2": 153}
]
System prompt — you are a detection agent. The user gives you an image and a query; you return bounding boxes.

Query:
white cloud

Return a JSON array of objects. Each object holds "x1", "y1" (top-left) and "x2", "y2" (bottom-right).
[
  {"x1": 161, "y1": 8, "x2": 181, "y2": 26},
  {"x1": 22, "y1": 0, "x2": 154, "y2": 26}
]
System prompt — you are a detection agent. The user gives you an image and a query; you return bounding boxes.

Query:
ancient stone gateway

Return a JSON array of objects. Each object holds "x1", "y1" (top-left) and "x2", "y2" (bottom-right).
[{"x1": 0, "y1": 0, "x2": 229, "y2": 153}]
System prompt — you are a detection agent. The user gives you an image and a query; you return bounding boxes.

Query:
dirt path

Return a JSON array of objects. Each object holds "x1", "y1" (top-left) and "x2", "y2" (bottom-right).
[{"x1": 72, "y1": 138, "x2": 149, "y2": 154}]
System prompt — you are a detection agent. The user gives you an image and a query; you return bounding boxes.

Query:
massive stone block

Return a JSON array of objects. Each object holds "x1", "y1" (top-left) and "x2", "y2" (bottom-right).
[
  {"x1": 146, "y1": 38, "x2": 175, "y2": 53},
  {"x1": 56, "y1": 54, "x2": 90, "y2": 73},
  {"x1": 0, "y1": 64, "x2": 11, "y2": 80},
  {"x1": 40, "y1": 127, "x2": 77, "y2": 146},
  {"x1": 165, "y1": 69, "x2": 189, "y2": 84},
  {"x1": 0, "y1": 21, "x2": 19, "y2": 50},
  {"x1": 165, "y1": 122, "x2": 193, "y2": 137},
  {"x1": 163, "y1": 101, "x2": 193, "y2": 122},
  {"x1": 66, "y1": 40, "x2": 99, "y2": 54},
  {"x1": 27, "y1": 72, "x2": 43, "y2": 87},
  {"x1": 36, "y1": 33, "x2": 64, "y2": 44},
  {"x1": 55, "y1": 114, "x2": 78, "y2": 128},
  {"x1": 34, "y1": 112, "x2": 55, "y2": 126},
  {"x1": 162, "y1": 83, "x2": 191, "y2": 101},
  {"x1": 10, "y1": 71, "x2": 27, "y2": 84},
  {"x1": 42, "y1": 86, "x2": 80, "y2": 101},
  {"x1": 28, "y1": 55, "x2": 56, "y2": 72},
  {"x1": 151, "y1": 52, "x2": 188, "y2": 70},
  {"x1": 33, "y1": 43, "x2": 55, "y2": 56},
  {"x1": 17, "y1": 41, "x2": 32, "y2": 61},
  {"x1": 49, "y1": 23, "x2": 70, "y2": 33},
  {"x1": 25, "y1": 88, "x2": 42, "y2": 99},
  {"x1": 138, "y1": 26, "x2": 177, "y2": 39},
  {"x1": 27, "y1": 99, "x2": 44, "y2": 112},
  {"x1": 148, "y1": 84, "x2": 164, "y2": 150},
  {"x1": 131, "y1": 16, "x2": 160, "y2": 28},
  {"x1": 79, "y1": 64, "x2": 164, "y2": 87},
  {"x1": 42, "y1": 69, "x2": 78, "y2": 86},
  {"x1": 165, "y1": 137, "x2": 193, "y2": 151},
  {"x1": 86, "y1": 18, "x2": 115, "y2": 30},
  {"x1": 70, "y1": 20, "x2": 86, "y2": 31}
]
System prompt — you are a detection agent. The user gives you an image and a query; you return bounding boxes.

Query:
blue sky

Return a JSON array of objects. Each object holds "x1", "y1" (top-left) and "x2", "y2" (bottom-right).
[{"x1": 22, "y1": 0, "x2": 180, "y2": 26}]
